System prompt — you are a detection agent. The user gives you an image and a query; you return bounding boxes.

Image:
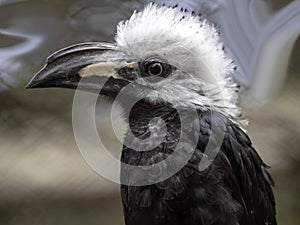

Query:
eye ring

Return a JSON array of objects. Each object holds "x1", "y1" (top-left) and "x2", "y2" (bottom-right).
[
  {"x1": 147, "y1": 62, "x2": 164, "y2": 76},
  {"x1": 139, "y1": 58, "x2": 173, "y2": 79}
]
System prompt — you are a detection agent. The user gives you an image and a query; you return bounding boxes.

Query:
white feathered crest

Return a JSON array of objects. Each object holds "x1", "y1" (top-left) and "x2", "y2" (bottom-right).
[
  {"x1": 115, "y1": 3, "x2": 243, "y2": 122},
  {"x1": 116, "y1": 3, "x2": 235, "y2": 84}
]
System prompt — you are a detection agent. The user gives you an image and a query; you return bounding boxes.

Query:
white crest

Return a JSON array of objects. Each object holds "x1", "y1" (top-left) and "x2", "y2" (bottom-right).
[{"x1": 115, "y1": 3, "x2": 244, "y2": 126}]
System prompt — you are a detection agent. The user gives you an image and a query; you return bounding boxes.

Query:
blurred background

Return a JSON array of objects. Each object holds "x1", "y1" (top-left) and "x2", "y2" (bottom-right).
[{"x1": 0, "y1": 0, "x2": 299, "y2": 224}]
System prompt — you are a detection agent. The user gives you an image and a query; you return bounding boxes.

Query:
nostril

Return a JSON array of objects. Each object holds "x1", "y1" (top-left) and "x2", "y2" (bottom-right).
[{"x1": 117, "y1": 67, "x2": 137, "y2": 81}]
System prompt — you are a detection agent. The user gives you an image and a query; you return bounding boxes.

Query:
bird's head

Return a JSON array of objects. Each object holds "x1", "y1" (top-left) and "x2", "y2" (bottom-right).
[{"x1": 27, "y1": 3, "x2": 241, "y2": 121}]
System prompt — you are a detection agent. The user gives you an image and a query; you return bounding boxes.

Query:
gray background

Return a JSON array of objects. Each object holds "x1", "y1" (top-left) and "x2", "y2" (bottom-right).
[{"x1": 0, "y1": 0, "x2": 299, "y2": 224}]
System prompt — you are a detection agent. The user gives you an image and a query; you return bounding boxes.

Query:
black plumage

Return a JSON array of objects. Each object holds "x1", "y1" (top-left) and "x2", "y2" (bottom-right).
[
  {"x1": 26, "y1": 41, "x2": 277, "y2": 224},
  {"x1": 25, "y1": 5, "x2": 277, "y2": 223},
  {"x1": 120, "y1": 100, "x2": 276, "y2": 225}
]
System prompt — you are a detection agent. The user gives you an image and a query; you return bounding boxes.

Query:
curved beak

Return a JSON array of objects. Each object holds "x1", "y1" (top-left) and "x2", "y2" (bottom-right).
[{"x1": 26, "y1": 42, "x2": 138, "y2": 97}]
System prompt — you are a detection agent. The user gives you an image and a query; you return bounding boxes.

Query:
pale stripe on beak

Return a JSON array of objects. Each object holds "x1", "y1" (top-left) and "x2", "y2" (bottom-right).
[{"x1": 79, "y1": 61, "x2": 137, "y2": 80}]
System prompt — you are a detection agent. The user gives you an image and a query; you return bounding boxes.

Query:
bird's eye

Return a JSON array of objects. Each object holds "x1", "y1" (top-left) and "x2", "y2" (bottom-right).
[
  {"x1": 140, "y1": 59, "x2": 172, "y2": 78},
  {"x1": 147, "y1": 62, "x2": 164, "y2": 76}
]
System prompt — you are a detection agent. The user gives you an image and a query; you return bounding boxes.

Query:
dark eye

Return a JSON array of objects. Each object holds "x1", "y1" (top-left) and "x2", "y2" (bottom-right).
[
  {"x1": 148, "y1": 62, "x2": 164, "y2": 76},
  {"x1": 140, "y1": 58, "x2": 172, "y2": 78}
]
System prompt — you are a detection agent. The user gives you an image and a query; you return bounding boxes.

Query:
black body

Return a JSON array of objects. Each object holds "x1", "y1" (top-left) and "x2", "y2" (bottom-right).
[
  {"x1": 121, "y1": 101, "x2": 276, "y2": 225},
  {"x1": 26, "y1": 42, "x2": 277, "y2": 225}
]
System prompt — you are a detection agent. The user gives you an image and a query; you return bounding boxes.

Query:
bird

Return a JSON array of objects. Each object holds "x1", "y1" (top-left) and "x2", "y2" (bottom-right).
[{"x1": 27, "y1": 3, "x2": 277, "y2": 225}]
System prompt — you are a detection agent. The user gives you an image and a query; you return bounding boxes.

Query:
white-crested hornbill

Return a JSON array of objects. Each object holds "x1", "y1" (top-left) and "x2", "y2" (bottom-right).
[{"x1": 27, "y1": 3, "x2": 276, "y2": 225}]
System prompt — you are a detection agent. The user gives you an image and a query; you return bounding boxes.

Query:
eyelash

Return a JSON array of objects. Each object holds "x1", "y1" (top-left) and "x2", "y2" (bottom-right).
[{"x1": 140, "y1": 59, "x2": 173, "y2": 78}]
